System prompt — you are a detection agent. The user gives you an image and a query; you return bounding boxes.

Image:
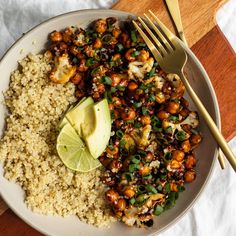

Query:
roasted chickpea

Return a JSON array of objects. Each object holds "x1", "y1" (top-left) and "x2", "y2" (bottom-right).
[
  {"x1": 125, "y1": 48, "x2": 136, "y2": 61},
  {"x1": 110, "y1": 74, "x2": 121, "y2": 87},
  {"x1": 182, "y1": 124, "x2": 191, "y2": 133},
  {"x1": 94, "y1": 19, "x2": 107, "y2": 33},
  {"x1": 70, "y1": 73, "x2": 82, "y2": 84},
  {"x1": 62, "y1": 28, "x2": 73, "y2": 42},
  {"x1": 181, "y1": 98, "x2": 189, "y2": 108},
  {"x1": 181, "y1": 140, "x2": 191, "y2": 152},
  {"x1": 180, "y1": 108, "x2": 190, "y2": 118},
  {"x1": 121, "y1": 108, "x2": 136, "y2": 121},
  {"x1": 140, "y1": 116, "x2": 151, "y2": 125},
  {"x1": 139, "y1": 165, "x2": 150, "y2": 176},
  {"x1": 128, "y1": 81, "x2": 138, "y2": 91},
  {"x1": 58, "y1": 42, "x2": 68, "y2": 52},
  {"x1": 172, "y1": 150, "x2": 185, "y2": 162},
  {"x1": 112, "y1": 97, "x2": 122, "y2": 107},
  {"x1": 184, "y1": 170, "x2": 196, "y2": 182},
  {"x1": 93, "y1": 38, "x2": 102, "y2": 49},
  {"x1": 69, "y1": 45, "x2": 80, "y2": 55},
  {"x1": 185, "y1": 154, "x2": 197, "y2": 169},
  {"x1": 50, "y1": 31, "x2": 62, "y2": 42},
  {"x1": 75, "y1": 90, "x2": 85, "y2": 99},
  {"x1": 190, "y1": 134, "x2": 202, "y2": 146},
  {"x1": 112, "y1": 28, "x2": 121, "y2": 38},
  {"x1": 170, "y1": 160, "x2": 181, "y2": 169},
  {"x1": 114, "y1": 199, "x2": 126, "y2": 211},
  {"x1": 78, "y1": 59, "x2": 88, "y2": 72},
  {"x1": 97, "y1": 83, "x2": 105, "y2": 94},
  {"x1": 105, "y1": 189, "x2": 119, "y2": 203},
  {"x1": 108, "y1": 103, "x2": 114, "y2": 111},
  {"x1": 170, "y1": 182, "x2": 178, "y2": 192},
  {"x1": 155, "y1": 92, "x2": 165, "y2": 104},
  {"x1": 106, "y1": 146, "x2": 119, "y2": 156},
  {"x1": 120, "y1": 33, "x2": 129, "y2": 45},
  {"x1": 109, "y1": 160, "x2": 122, "y2": 173},
  {"x1": 92, "y1": 91, "x2": 100, "y2": 100},
  {"x1": 166, "y1": 101, "x2": 180, "y2": 114},
  {"x1": 123, "y1": 186, "x2": 135, "y2": 198},
  {"x1": 136, "y1": 50, "x2": 149, "y2": 62},
  {"x1": 157, "y1": 110, "x2": 169, "y2": 120}
]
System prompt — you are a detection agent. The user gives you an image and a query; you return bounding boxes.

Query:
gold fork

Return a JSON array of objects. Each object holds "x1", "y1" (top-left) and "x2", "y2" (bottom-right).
[
  {"x1": 164, "y1": 0, "x2": 225, "y2": 170},
  {"x1": 132, "y1": 10, "x2": 236, "y2": 172}
]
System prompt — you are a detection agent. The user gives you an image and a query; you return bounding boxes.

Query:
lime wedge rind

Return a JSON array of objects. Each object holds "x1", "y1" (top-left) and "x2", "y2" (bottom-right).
[{"x1": 56, "y1": 123, "x2": 101, "y2": 172}]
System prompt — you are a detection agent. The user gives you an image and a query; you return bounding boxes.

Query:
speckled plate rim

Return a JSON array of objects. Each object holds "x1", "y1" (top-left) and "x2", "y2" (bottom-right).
[{"x1": 0, "y1": 8, "x2": 220, "y2": 236}]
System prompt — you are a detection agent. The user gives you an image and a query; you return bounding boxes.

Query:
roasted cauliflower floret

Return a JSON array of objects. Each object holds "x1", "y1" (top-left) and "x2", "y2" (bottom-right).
[
  {"x1": 73, "y1": 31, "x2": 86, "y2": 46},
  {"x1": 49, "y1": 54, "x2": 76, "y2": 84},
  {"x1": 131, "y1": 125, "x2": 152, "y2": 148},
  {"x1": 128, "y1": 57, "x2": 154, "y2": 80},
  {"x1": 166, "y1": 73, "x2": 185, "y2": 99},
  {"x1": 162, "y1": 112, "x2": 199, "y2": 139}
]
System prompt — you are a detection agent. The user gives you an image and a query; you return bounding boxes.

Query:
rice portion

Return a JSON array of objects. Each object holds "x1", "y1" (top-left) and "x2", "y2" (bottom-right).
[{"x1": 0, "y1": 53, "x2": 115, "y2": 227}]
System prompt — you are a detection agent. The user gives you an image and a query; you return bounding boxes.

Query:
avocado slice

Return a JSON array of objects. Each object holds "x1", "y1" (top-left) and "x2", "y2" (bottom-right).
[
  {"x1": 66, "y1": 97, "x2": 94, "y2": 136},
  {"x1": 81, "y1": 99, "x2": 111, "y2": 159}
]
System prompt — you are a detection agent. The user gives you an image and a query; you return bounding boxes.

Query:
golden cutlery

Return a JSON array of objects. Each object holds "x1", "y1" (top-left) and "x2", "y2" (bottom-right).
[
  {"x1": 164, "y1": 0, "x2": 225, "y2": 169},
  {"x1": 132, "y1": 10, "x2": 236, "y2": 172},
  {"x1": 165, "y1": 0, "x2": 188, "y2": 46}
]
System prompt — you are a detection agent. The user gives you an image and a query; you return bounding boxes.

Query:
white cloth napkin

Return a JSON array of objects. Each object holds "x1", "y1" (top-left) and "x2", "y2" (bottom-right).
[
  {"x1": 217, "y1": 0, "x2": 236, "y2": 52},
  {"x1": 0, "y1": 1, "x2": 235, "y2": 236}
]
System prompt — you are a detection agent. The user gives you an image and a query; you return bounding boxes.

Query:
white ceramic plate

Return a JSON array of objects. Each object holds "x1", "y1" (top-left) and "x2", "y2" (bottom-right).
[{"x1": 0, "y1": 9, "x2": 220, "y2": 236}]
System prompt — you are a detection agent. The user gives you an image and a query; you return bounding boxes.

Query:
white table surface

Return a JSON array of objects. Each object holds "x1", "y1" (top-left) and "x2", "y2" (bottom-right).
[{"x1": 0, "y1": 1, "x2": 235, "y2": 236}]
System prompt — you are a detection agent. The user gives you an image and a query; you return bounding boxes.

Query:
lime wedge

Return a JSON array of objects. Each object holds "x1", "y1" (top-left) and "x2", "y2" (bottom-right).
[{"x1": 56, "y1": 123, "x2": 101, "y2": 172}]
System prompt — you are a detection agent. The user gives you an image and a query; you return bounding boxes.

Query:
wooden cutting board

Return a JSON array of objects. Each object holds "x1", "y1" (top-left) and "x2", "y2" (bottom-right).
[{"x1": 0, "y1": 0, "x2": 236, "y2": 235}]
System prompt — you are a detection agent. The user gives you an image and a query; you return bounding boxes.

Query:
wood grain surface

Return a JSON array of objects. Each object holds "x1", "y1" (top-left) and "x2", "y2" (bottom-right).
[
  {"x1": 1, "y1": 0, "x2": 236, "y2": 235},
  {"x1": 112, "y1": 0, "x2": 227, "y2": 47}
]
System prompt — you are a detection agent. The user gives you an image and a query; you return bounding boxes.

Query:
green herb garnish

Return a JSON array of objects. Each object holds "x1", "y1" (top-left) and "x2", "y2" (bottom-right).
[
  {"x1": 131, "y1": 30, "x2": 137, "y2": 42},
  {"x1": 145, "y1": 185, "x2": 158, "y2": 194},
  {"x1": 101, "y1": 76, "x2": 112, "y2": 85},
  {"x1": 116, "y1": 129, "x2": 124, "y2": 139},
  {"x1": 165, "y1": 126, "x2": 173, "y2": 134},
  {"x1": 169, "y1": 115, "x2": 179, "y2": 122},
  {"x1": 131, "y1": 51, "x2": 140, "y2": 57},
  {"x1": 154, "y1": 205, "x2": 164, "y2": 216},
  {"x1": 142, "y1": 107, "x2": 149, "y2": 115},
  {"x1": 86, "y1": 58, "x2": 96, "y2": 67},
  {"x1": 116, "y1": 43, "x2": 124, "y2": 52},
  {"x1": 133, "y1": 102, "x2": 142, "y2": 108},
  {"x1": 134, "y1": 122, "x2": 142, "y2": 128},
  {"x1": 175, "y1": 131, "x2": 187, "y2": 141},
  {"x1": 148, "y1": 93, "x2": 156, "y2": 102},
  {"x1": 130, "y1": 198, "x2": 136, "y2": 205}
]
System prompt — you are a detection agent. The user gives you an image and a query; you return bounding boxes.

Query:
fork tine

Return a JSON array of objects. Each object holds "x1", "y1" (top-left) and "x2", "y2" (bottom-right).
[
  {"x1": 143, "y1": 13, "x2": 173, "y2": 52},
  {"x1": 148, "y1": 10, "x2": 175, "y2": 46},
  {"x1": 137, "y1": 17, "x2": 167, "y2": 55},
  {"x1": 132, "y1": 20, "x2": 162, "y2": 62}
]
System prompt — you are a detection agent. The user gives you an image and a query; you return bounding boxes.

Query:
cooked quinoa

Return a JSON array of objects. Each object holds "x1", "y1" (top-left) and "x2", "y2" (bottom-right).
[{"x1": 0, "y1": 53, "x2": 115, "y2": 227}]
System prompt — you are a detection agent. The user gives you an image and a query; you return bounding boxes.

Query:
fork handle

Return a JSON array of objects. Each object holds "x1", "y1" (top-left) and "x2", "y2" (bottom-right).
[{"x1": 179, "y1": 71, "x2": 236, "y2": 172}]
